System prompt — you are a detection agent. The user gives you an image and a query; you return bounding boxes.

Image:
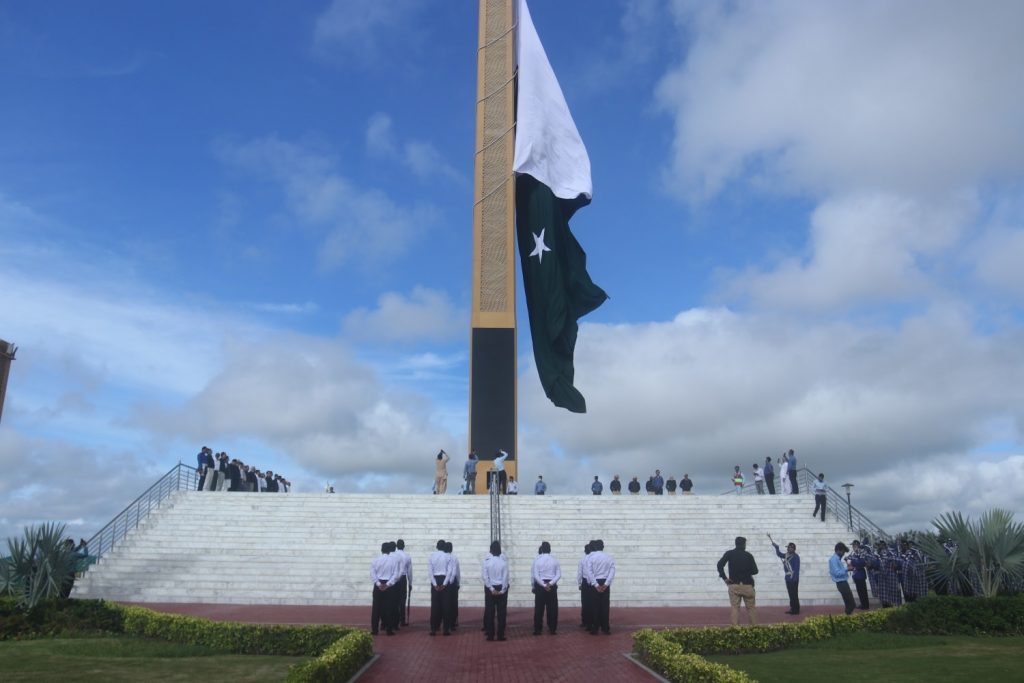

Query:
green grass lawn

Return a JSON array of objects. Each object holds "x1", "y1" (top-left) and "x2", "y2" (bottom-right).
[
  {"x1": 705, "y1": 633, "x2": 1024, "y2": 683},
  {"x1": 0, "y1": 637, "x2": 309, "y2": 682}
]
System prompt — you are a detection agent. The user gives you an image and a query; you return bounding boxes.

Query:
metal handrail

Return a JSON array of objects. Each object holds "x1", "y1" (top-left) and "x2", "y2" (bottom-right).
[
  {"x1": 489, "y1": 473, "x2": 502, "y2": 544},
  {"x1": 717, "y1": 466, "x2": 890, "y2": 542},
  {"x1": 83, "y1": 462, "x2": 199, "y2": 565}
]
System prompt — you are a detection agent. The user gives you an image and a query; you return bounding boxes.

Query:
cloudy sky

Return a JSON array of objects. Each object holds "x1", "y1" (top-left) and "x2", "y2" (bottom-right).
[{"x1": 2, "y1": 0, "x2": 1023, "y2": 541}]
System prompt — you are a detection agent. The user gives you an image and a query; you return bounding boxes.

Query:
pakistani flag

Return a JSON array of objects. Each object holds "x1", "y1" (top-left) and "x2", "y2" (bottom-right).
[{"x1": 514, "y1": 0, "x2": 608, "y2": 413}]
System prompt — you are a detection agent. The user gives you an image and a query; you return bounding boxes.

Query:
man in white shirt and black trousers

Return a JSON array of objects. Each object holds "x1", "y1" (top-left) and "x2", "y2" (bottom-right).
[
  {"x1": 370, "y1": 541, "x2": 400, "y2": 635},
  {"x1": 482, "y1": 540, "x2": 509, "y2": 641},
  {"x1": 445, "y1": 541, "x2": 461, "y2": 630},
  {"x1": 532, "y1": 541, "x2": 561, "y2": 635},
  {"x1": 577, "y1": 542, "x2": 594, "y2": 631},
  {"x1": 428, "y1": 539, "x2": 455, "y2": 636},
  {"x1": 584, "y1": 539, "x2": 615, "y2": 635},
  {"x1": 393, "y1": 539, "x2": 412, "y2": 627}
]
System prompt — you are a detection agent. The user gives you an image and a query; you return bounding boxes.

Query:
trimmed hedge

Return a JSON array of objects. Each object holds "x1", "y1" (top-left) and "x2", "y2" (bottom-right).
[
  {"x1": 1, "y1": 599, "x2": 375, "y2": 682},
  {"x1": 634, "y1": 597, "x2": 1024, "y2": 683},
  {"x1": 285, "y1": 630, "x2": 374, "y2": 683},
  {"x1": 884, "y1": 594, "x2": 1024, "y2": 636},
  {"x1": 657, "y1": 610, "x2": 891, "y2": 655},
  {"x1": 1, "y1": 598, "x2": 124, "y2": 640},
  {"x1": 117, "y1": 605, "x2": 353, "y2": 656},
  {"x1": 635, "y1": 629, "x2": 753, "y2": 683}
]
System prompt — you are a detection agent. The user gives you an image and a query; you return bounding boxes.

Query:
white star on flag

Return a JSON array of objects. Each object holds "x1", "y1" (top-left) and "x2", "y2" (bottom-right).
[{"x1": 530, "y1": 228, "x2": 551, "y2": 263}]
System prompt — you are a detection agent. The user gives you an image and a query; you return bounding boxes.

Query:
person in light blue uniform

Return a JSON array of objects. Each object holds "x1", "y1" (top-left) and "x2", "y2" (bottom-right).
[{"x1": 830, "y1": 542, "x2": 855, "y2": 615}]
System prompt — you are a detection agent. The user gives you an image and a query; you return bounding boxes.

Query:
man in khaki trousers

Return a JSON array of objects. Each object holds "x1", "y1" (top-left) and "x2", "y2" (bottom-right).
[{"x1": 716, "y1": 536, "x2": 759, "y2": 626}]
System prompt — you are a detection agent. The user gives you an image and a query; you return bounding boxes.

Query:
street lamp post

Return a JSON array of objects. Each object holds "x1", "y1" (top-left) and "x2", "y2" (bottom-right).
[
  {"x1": 0, "y1": 339, "x2": 16, "y2": 425},
  {"x1": 841, "y1": 483, "x2": 854, "y2": 531}
]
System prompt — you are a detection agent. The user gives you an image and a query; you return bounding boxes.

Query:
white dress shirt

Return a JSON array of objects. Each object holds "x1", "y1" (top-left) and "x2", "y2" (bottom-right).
[
  {"x1": 584, "y1": 550, "x2": 615, "y2": 587},
  {"x1": 394, "y1": 548, "x2": 413, "y2": 585},
  {"x1": 482, "y1": 554, "x2": 509, "y2": 592},
  {"x1": 532, "y1": 554, "x2": 561, "y2": 587},
  {"x1": 428, "y1": 550, "x2": 453, "y2": 586},
  {"x1": 371, "y1": 553, "x2": 399, "y2": 587}
]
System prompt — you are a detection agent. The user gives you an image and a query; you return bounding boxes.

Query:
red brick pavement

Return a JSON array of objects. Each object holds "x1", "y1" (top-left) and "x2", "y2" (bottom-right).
[{"x1": 128, "y1": 602, "x2": 850, "y2": 682}]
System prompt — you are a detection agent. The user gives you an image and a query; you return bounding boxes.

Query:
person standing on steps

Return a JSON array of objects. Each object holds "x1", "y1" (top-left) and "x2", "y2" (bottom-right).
[
  {"x1": 371, "y1": 542, "x2": 400, "y2": 636},
  {"x1": 717, "y1": 536, "x2": 758, "y2": 626},
  {"x1": 780, "y1": 453, "x2": 791, "y2": 495},
  {"x1": 535, "y1": 475, "x2": 547, "y2": 495},
  {"x1": 628, "y1": 477, "x2": 641, "y2": 495},
  {"x1": 787, "y1": 449, "x2": 800, "y2": 494},
  {"x1": 680, "y1": 474, "x2": 693, "y2": 494},
  {"x1": 434, "y1": 450, "x2": 450, "y2": 495},
  {"x1": 482, "y1": 541, "x2": 509, "y2": 641},
  {"x1": 769, "y1": 534, "x2": 800, "y2": 615},
  {"x1": 764, "y1": 456, "x2": 776, "y2": 495},
  {"x1": 812, "y1": 473, "x2": 828, "y2": 521},
  {"x1": 464, "y1": 451, "x2": 478, "y2": 494},
  {"x1": 394, "y1": 539, "x2": 412, "y2": 627},
  {"x1": 610, "y1": 475, "x2": 622, "y2": 495},
  {"x1": 591, "y1": 475, "x2": 603, "y2": 495},
  {"x1": 531, "y1": 541, "x2": 561, "y2": 635}
]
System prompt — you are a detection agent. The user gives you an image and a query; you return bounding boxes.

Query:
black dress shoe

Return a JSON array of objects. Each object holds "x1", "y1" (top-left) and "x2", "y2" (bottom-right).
[
  {"x1": 549, "y1": 630, "x2": 557, "y2": 635},
  {"x1": 497, "y1": 636, "x2": 506, "y2": 641},
  {"x1": 533, "y1": 631, "x2": 542, "y2": 636},
  {"x1": 429, "y1": 631, "x2": 436, "y2": 636},
  {"x1": 486, "y1": 636, "x2": 494, "y2": 641},
  {"x1": 386, "y1": 630, "x2": 395, "y2": 636},
  {"x1": 443, "y1": 631, "x2": 451, "y2": 636},
  {"x1": 784, "y1": 611, "x2": 794, "y2": 615},
  {"x1": 371, "y1": 630, "x2": 379, "y2": 635}
]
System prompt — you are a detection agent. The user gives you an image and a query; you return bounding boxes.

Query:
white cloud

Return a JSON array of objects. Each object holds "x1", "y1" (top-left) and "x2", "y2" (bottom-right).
[
  {"x1": 365, "y1": 113, "x2": 465, "y2": 185},
  {"x1": 215, "y1": 136, "x2": 435, "y2": 271},
  {"x1": 722, "y1": 192, "x2": 974, "y2": 311},
  {"x1": 973, "y1": 228, "x2": 1024, "y2": 300},
  {"x1": 342, "y1": 286, "x2": 466, "y2": 343},
  {"x1": 658, "y1": 0, "x2": 1024, "y2": 199},
  {"x1": 515, "y1": 306, "x2": 1024, "y2": 529},
  {"x1": 313, "y1": 0, "x2": 425, "y2": 67}
]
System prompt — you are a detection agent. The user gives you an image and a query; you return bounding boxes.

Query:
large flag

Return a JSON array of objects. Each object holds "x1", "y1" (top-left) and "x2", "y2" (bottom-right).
[{"x1": 513, "y1": 0, "x2": 607, "y2": 413}]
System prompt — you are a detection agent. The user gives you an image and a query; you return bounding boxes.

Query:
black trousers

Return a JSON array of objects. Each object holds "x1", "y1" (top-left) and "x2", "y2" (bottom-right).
[
  {"x1": 371, "y1": 583, "x2": 393, "y2": 633},
  {"x1": 395, "y1": 576, "x2": 408, "y2": 625},
  {"x1": 592, "y1": 579, "x2": 610, "y2": 633},
  {"x1": 533, "y1": 583, "x2": 558, "y2": 633},
  {"x1": 430, "y1": 576, "x2": 451, "y2": 634},
  {"x1": 483, "y1": 586, "x2": 507, "y2": 638},
  {"x1": 836, "y1": 580, "x2": 856, "y2": 615},
  {"x1": 789, "y1": 470, "x2": 799, "y2": 494},
  {"x1": 449, "y1": 581, "x2": 460, "y2": 627},
  {"x1": 580, "y1": 582, "x2": 593, "y2": 628},
  {"x1": 785, "y1": 579, "x2": 800, "y2": 613},
  {"x1": 765, "y1": 474, "x2": 775, "y2": 495},
  {"x1": 813, "y1": 494, "x2": 826, "y2": 520},
  {"x1": 854, "y1": 577, "x2": 869, "y2": 609}
]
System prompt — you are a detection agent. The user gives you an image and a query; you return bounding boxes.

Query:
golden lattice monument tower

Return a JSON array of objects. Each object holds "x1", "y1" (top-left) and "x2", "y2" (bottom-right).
[{"x1": 469, "y1": 0, "x2": 517, "y2": 491}]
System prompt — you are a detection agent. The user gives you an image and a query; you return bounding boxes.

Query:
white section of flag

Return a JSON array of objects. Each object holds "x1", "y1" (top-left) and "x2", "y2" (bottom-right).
[{"x1": 513, "y1": 0, "x2": 592, "y2": 202}]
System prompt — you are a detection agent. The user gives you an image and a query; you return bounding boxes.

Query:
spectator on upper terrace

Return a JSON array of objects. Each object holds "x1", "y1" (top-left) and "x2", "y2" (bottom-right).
[
  {"x1": 609, "y1": 475, "x2": 621, "y2": 495},
  {"x1": 628, "y1": 477, "x2": 641, "y2": 495},
  {"x1": 591, "y1": 476, "x2": 603, "y2": 495},
  {"x1": 434, "y1": 450, "x2": 450, "y2": 495},
  {"x1": 780, "y1": 453, "x2": 791, "y2": 494},
  {"x1": 645, "y1": 477, "x2": 654, "y2": 495},
  {"x1": 764, "y1": 457, "x2": 776, "y2": 495},
  {"x1": 787, "y1": 449, "x2": 799, "y2": 494},
  {"x1": 753, "y1": 464, "x2": 764, "y2": 495},
  {"x1": 666, "y1": 475, "x2": 677, "y2": 494},
  {"x1": 464, "y1": 451, "x2": 478, "y2": 494},
  {"x1": 507, "y1": 477, "x2": 518, "y2": 494},
  {"x1": 680, "y1": 474, "x2": 693, "y2": 494},
  {"x1": 535, "y1": 475, "x2": 547, "y2": 495},
  {"x1": 652, "y1": 470, "x2": 664, "y2": 495},
  {"x1": 731, "y1": 466, "x2": 744, "y2": 494}
]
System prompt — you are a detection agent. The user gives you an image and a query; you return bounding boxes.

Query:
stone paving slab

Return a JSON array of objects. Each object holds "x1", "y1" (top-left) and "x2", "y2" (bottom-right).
[{"x1": 127, "y1": 602, "x2": 856, "y2": 682}]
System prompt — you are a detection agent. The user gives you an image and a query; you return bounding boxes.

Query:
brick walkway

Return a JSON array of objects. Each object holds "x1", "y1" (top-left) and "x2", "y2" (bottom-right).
[{"x1": 129, "y1": 602, "x2": 849, "y2": 682}]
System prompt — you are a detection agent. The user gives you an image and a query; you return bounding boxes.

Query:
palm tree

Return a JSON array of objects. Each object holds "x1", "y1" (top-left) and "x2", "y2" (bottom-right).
[
  {"x1": 918, "y1": 509, "x2": 1024, "y2": 598},
  {"x1": 1, "y1": 522, "x2": 79, "y2": 609}
]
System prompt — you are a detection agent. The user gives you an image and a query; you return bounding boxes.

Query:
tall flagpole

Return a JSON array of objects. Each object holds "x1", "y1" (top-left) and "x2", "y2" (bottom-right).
[{"x1": 469, "y1": 0, "x2": 517, "y2": 492}]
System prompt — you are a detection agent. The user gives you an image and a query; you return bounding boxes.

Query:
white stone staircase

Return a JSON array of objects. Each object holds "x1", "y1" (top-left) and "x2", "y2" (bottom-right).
[{"x1": 74, "y1": 491, "x2": 857, "y2": 608}]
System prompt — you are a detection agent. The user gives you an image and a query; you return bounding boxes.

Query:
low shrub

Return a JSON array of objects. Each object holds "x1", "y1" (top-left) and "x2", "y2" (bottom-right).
[
  {"x1": 1, "y1": 598, "x2": 123, "y2": 640},
  {"x1": 634, "y1": 629, "x2": 753, "y2": 683},
  {"x1": 884, "y1": 595, "x2": 1024, "y2": 636},
  {"x1": 657, "y1": 610, "x2": 892, "y2": 655},
  {"x1": 117, "y1": 605, "x2": 355, "y2": 656},
  {"x1": 285, "y1": 630, "x2": 374, "y2": 683}
]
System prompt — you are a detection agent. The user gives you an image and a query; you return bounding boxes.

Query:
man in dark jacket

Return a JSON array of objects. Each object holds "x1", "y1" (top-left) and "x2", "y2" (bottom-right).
[{"x1": 717, "y1": 536, "x2": 759, "y2": 626}]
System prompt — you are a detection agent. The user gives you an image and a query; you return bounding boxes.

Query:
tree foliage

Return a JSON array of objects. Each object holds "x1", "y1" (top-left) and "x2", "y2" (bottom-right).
[
  {"x1": 1, "y1": 522, "x2": 78, "y2": 609},
  {"x1": 918, "y1": 509, "x2": 1024, "y2": 598}
]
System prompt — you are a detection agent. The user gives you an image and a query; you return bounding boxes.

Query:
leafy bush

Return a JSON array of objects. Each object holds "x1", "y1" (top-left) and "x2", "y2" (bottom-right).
[
  {"x1": 0, "y1": 598, "x2": 123, "y2": 640},
  {"x1": 917, "y1": 509, "x2": 1024, "y2": 597},
  {"x1": 285, "y1": 630, "x2": 374, "y2": 683},
  {"x1": 885, "y1": 594, "x2": 1024, "y2": 636},
  {"x1": 1, "y1": 523, "x2": 78, "y2": 609},
  {"x1": 656, "y1": 610, "x2": 892, "y2": 655},
  {"x1": 634, "y1": 629, "x2": 754, "y2": 683},
  {"x1": 117, "y1": 605, "x2": 355, "y2": 656}
]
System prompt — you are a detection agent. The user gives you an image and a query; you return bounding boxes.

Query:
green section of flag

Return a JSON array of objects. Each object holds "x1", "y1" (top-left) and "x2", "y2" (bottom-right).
[{"x1": 516, "y1": 173, "x2": 608, "y2": 413}]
